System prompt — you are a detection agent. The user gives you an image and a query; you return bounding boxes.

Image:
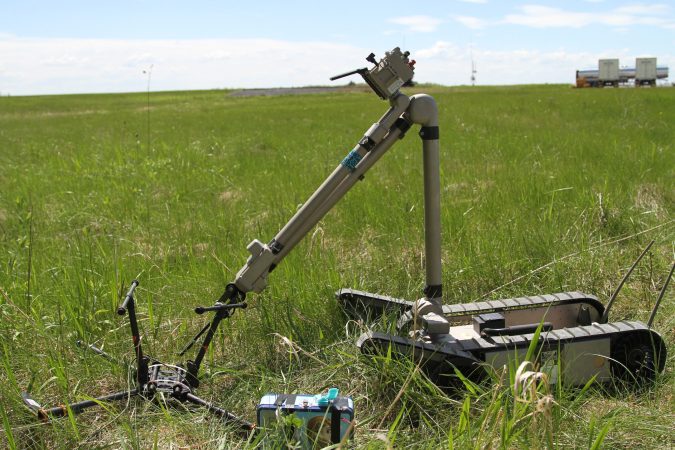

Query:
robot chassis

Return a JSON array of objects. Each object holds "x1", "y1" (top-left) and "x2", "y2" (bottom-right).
[{"x1": 23, "y1": 48, "x2": 671, "y2": 428}]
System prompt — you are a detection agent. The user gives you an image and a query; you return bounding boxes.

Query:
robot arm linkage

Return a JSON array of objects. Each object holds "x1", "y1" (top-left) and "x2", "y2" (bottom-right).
[
  {"x1": 233, "y1": 91, "x2": 412, "y2": 294},
  {"x1": 227, "y1": 48, "x2": 444, "y2": 331},
  {"x1": 187, "y1": 48, "x2": 445, "y2": 383}
]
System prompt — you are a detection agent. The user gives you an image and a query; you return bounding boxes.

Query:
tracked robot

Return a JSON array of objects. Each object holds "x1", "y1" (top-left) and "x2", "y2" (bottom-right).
[{"x1": 24, "y1": 48, "x2": 671, "y2": 427}]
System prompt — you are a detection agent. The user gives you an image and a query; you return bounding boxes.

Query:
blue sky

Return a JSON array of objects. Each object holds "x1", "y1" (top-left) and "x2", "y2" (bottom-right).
[{"x1": 1, "y1": 0, "x2": 673, "y2": 95}]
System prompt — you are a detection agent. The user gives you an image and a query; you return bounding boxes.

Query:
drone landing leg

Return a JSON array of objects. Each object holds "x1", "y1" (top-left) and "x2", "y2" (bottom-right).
[
  {"x1": 25, "y1": 388, "x2": 139, "y2": 421},
  {"x1": 185, "y1": 310, "x2": 226, "y2": 388},
  {"x1": 184, "y1": 393, "x2": 255, "y2": 431},
  {"x1": 117, "y1": 280, "x2": 150, "y2": 387},
  {"x1": 76, "y1": 340, "x2": 117, "y2": 362}
]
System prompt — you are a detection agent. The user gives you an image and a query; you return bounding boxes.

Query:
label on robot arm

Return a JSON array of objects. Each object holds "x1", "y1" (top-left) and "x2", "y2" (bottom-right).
[
  {"x1": 387, "y1": 78, "x2": 404, "y2": 94},
  {"x1": 341, "y1": 149, "x2": 363, "y2": 171}
]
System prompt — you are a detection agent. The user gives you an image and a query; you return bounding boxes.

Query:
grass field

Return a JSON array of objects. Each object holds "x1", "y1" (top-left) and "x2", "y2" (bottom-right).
[{"x1": 0, "y1": 84, "x2": 673, "y2": 449}]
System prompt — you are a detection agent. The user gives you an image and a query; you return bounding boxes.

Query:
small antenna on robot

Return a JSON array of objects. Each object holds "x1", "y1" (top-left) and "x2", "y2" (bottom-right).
[{"x1": 601, "y1": 240, "x2": 654, "y2": 323}]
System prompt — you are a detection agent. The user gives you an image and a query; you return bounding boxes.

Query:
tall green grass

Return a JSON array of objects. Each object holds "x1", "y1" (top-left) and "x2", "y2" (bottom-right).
[{"x1": 0, "y1": 85, "x2": 673, "y2": 448}]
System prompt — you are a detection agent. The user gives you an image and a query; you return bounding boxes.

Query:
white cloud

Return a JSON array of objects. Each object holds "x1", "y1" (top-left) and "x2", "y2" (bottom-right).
[
  {"x1": 416, "y1": 41, "x2": 462, "y2": 59},
  {"x1": 503, "y1": 4, "x2": 675, "y2": 28},
  {"x1": 452, "y1": 15, "x2": 489, "y2": 29},
  {"x1": 614, "y1": 4, "x2": 670, "y2": 15},
  {"x1": 0, "y1": 37, "x2": 370, "y2": 95},
  {"x1": 388, "y1": 15, "x2": 443, "y2": 33},
  {"x1": 504, "y1": 6, "x2": 592, "y2": 28}
]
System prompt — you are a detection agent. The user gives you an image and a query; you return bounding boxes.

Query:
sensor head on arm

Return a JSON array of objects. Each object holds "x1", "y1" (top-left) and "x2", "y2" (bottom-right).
[{"x1": 330, "y1": 47, "x2": 415, "y2": 100}]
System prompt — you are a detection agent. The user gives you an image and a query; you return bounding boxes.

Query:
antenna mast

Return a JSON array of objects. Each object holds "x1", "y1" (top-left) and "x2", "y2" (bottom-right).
[{"x1": 470, "y1": 48, "x2": 477, "y2": 86}]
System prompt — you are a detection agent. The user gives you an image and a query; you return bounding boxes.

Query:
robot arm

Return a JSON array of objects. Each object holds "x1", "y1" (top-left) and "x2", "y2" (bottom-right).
[
  {"x1": 187, "y1": 48, "x2": 446, "y2": 381},
  {"x1": 232, "y1": 48, "x2": 429, "y2": 296}
]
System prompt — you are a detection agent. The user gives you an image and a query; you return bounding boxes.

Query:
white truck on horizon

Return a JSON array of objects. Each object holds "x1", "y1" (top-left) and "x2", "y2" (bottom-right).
[
  {"x1": 636, "y1": 57, "x2": 658, "y2": 86},
  {"x1": 599, "y1": 58, "x2": 620, "y2": 87}
]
